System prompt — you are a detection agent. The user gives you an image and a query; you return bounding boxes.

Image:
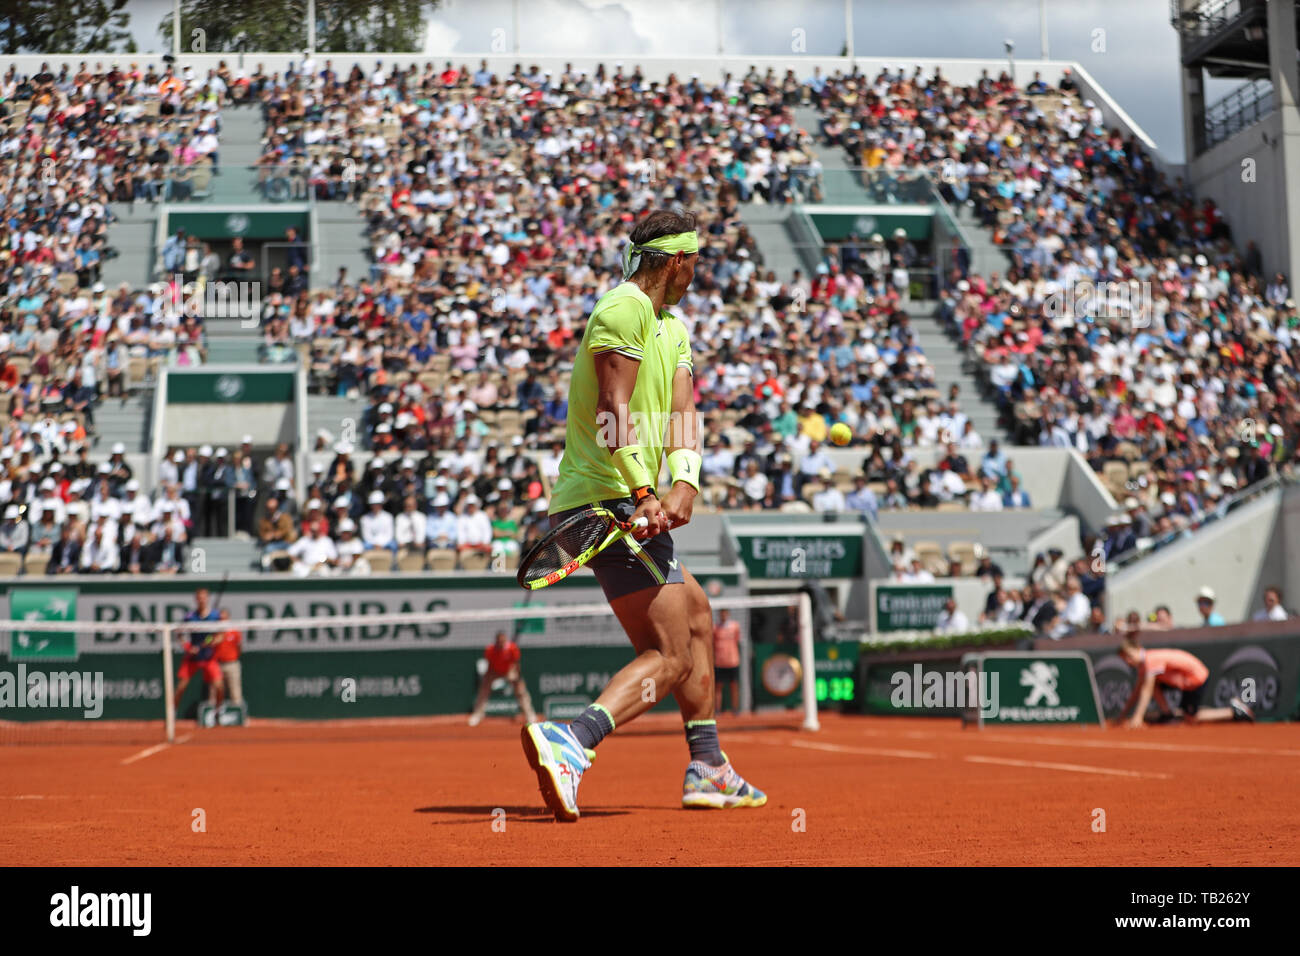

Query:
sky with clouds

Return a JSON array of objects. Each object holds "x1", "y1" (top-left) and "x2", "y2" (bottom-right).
[{"x1": 122, "y1": 0, "x2": 1224, "y2": 162}]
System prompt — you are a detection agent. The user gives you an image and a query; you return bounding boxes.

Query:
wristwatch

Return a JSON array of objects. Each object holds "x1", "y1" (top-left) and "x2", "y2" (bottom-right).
[{"x1": 631, "y1": 485, "x2": 656, "y2": 504}]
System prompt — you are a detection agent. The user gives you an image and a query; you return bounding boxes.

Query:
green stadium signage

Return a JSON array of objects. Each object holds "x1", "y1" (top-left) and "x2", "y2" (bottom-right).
[
  {"x1": 166, "y1": 371, "x2": 296, "y2": 404},
  {"x1": 875, "y1": 585, "x2": 952, "y2": 632},
  {"x1": 737, "y1": 533, "x2": 862, "y2": 579},
  {"x1": 960, "y1": 651, "x2": 1104, "y2": 726},
  {"x1": 9, "y1": 588, "x2": 78, "y2": 661}
]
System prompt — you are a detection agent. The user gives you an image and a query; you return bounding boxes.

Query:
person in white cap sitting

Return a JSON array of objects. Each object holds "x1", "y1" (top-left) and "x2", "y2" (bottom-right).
[
  {"x1": 121, "y1": 479, "x2": 153, "y2": 528},
  {"x1": 107, "y1": 441, "x2": 132, "y2": 491},
  {"x1": 360, "y1": 489, "x2": 396, "y2": 554},
  {"x1": 0, "y1": 504, "x2": 29, "y2": 555},
  {"x1": 456, "y1": 495, "x2": 493, "y2": 559},
  {"x1": 334, "y1": 519, "x2": 367, "y2": 574},
  {"x1": 426, "y1": 494, "x2": 458, "y2": 551}
]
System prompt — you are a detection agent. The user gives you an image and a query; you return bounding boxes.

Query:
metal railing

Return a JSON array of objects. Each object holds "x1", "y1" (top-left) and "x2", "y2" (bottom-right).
[
  {"x1": 790, "y1": 165, "x2": 939, "y2": 206},
  {"x1": 1199, "y1": 78, "x2": 1275, "y2": 153},
  {"x1": 1109, "y1": 470, "x2": 1292, "y2": 573},
  {"x1": 1167, "y1": 0, "x2": 1254, "y2": 37},
  {"x1": 127, "y1": 163, "x2": 314, "y2": 204}
]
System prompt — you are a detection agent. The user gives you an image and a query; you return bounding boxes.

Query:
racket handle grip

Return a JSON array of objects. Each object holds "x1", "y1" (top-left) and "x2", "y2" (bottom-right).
[{"x1": 631, "y1": 517, "x2": 649, "y2": 530}]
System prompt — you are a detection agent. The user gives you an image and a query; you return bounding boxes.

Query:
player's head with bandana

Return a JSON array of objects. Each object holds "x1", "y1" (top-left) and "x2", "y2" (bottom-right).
[{"x1": 622, "y1": 209, "x2": 700, "y2": 306}]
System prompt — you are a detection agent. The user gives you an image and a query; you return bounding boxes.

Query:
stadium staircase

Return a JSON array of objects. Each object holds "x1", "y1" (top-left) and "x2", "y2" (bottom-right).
[
  {"x1": 947, "y1": 200, "x2": 1013, "y2": 279},
  {"x1": 307, "y1": 394, "x2": 366, "y2": 449},
  {"x1": 91, "y1": 391, "x2": 154, "y2": 455},
  {"x1": 903, "y1": 300, "x2": 1008, "y2": 444}
]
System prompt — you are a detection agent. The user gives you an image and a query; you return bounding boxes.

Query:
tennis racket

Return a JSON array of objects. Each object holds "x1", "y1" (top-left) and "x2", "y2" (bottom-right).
[{"x1": 517, "y1": 506, "x2": 649, "y2": 590}]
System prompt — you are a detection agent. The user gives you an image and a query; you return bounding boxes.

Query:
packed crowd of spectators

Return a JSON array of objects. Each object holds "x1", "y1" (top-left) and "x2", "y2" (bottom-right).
[
  {"x1": 0, "y1": 439, "x2": 190, "y2": 575},
  {"x1": 2, "y1": 56, "x2": 1294, "y2": 593},
  {"x1": 256, "y1": 438, "x2": 549, "y2": 574}
]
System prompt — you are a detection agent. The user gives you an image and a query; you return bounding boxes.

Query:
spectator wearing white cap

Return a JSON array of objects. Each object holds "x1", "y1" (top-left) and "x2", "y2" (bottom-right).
[
  {"x1": 361, "y1": 489, "x2": 396, "y2": 554},
  {"x1": 456, "y1": 495, "x2": 493, "y2": 558},
  {"x1": 32, "y1": 478, "x2": 65, "y2": 527},
  {"x1": 426, "y1": 494, "x2": 459, "y2": 551},
  {"x1": 334, "y1": 519, "x2": 367, "y2": 574},
  {"x1": 122, "y1": 479, "x2": 153, "y2": 528},
  {"x1": 107, "y1": 442, "x2": 132, "y2": 492},
  {"x1": 0, "y1": 504, "x2": 29, "y2": 556},
  {"x1": 1195, "y1": 587, "x2": 1225, "y2": 627}
]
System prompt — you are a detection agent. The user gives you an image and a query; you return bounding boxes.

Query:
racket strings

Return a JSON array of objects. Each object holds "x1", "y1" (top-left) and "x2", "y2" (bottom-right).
[{"x1": 521, "y1": 513, "x2": 612, "y2": 581}]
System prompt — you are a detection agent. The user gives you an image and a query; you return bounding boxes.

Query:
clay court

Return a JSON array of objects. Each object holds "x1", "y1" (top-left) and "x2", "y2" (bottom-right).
[{"x1": 3, "y1": 713, "x2": 1297, "y2": 866}]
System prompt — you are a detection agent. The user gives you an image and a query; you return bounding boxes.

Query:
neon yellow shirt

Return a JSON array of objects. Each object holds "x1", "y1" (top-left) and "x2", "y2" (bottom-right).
[{"x1": 549, "y1": 282, "x2": 693, "y2": 513}]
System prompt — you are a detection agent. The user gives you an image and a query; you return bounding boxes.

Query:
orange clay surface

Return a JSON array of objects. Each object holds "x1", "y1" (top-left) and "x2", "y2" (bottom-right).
[{"x1": 2, "y1": 712, "x2": 1297, "y2": 866}]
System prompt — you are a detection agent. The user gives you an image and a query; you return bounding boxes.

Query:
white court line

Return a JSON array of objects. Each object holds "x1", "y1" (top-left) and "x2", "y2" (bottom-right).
[
  {"x1": 977, "y1": 733, "x2": 1300, "y2": 758},
  {"x1": 786, "y1": 738, "x2": 938, "y2": 760},
  {"x1": 120, "y1": 733, "x2": 192, "y2": 766},
  {"x1": 855, "y1": 725, "x2": 1300, "y2": 758},
  {"x1": 732, "y1": 733, "x2": 1164, "y2": 778},
  {"x1": 729, "y1": 733, "x2": 936, "y2": 760},
  {"x1": 964, "y1": 754, "x2": 1171, "y2": 780}
]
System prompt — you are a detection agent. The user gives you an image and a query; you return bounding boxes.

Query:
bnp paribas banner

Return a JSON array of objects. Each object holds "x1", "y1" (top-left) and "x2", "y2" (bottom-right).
[{"x1": 0, "y1": 574, "x2": 743, "y2": 722}]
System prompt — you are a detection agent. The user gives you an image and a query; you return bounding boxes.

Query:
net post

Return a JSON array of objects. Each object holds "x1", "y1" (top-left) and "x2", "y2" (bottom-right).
[
  {"x1": 738, "y1": 625, "x2": 753, "y2": 716},
  {"x1": 798, "y1": 593, "x2": 819, "y2": 731},
  {"x1": 161, "y1": 625, "x2": 176, "y2": 744}
]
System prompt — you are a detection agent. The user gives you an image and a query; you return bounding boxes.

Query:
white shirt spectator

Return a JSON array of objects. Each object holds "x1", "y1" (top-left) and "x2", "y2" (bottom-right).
[
  {"x1": 288, "y1": 533, "x2": 338, "y2": 575},
  {"x1": 934, "y1": 607, "x2": 969, "y2": 634},
  {"x1": 80, "y1": 534, "x2": 119, "y2": 573},
  {"x1": 457, "y1": 506, "x2": 493, "y2": 548},
  {"x1": 360, "y1": 507, "x2": 396, "y2": 549},
  {"x1": 969, "y1": 488, "x2": 1004, "y2": 512},
  {"x1": 396, "y1": 509, "x2": 427, "y2": 548},
  {"x1": 1253, "y1": 603, "x2": 1288, "y2": 622},
  {"x1": 811, "y1": 485, "x2": 845, "y2": 513}
]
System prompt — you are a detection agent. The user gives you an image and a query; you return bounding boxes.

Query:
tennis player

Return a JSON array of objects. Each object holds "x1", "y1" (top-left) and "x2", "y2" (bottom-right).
[
  {"x1": 1112, "y1": 635, "x2": 1255, "y2": 728},
  {"x1": 173, "y1": 587, "x2": 222, "y2": 713},
  {"x1": 521, "y1": 209, "x2": 766, "y2": 820}
]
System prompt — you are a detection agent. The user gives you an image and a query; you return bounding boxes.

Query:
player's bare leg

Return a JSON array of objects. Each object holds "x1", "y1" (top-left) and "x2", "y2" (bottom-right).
[
  {"x1": 467, "y1": 672, "x2": 492, "y2": 726},
  {"x1": 593, "y1": 581, "x2": 695, "y2": 724}
]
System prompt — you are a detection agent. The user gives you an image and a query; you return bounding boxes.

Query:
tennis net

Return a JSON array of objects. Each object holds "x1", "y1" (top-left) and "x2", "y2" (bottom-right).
[{"x1": 0, "y1": 593, "x2": 817, "y2": 745}]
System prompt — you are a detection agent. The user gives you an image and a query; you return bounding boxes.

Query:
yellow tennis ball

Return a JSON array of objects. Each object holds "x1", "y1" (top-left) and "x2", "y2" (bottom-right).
[{"x1": 830, "y1": 423, "x2": 852, "y2": 446}]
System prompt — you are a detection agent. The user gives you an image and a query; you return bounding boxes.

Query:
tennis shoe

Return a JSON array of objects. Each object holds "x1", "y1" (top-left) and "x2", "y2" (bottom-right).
[
  {"x1": 521, "y1": 722, "x2": 594, "y2": 822},
  {"x1": 681, "y1": 754, "x2": 767, "y2": 809}
]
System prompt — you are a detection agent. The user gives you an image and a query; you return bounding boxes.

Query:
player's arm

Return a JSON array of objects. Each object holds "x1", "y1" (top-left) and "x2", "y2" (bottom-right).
[
  {"x1": 659, "y1": 365, "x2": 701, "y2": 530},
  {"x1": 1125, "y1": 673, "x2": 1158, "y2": 728},
  {"x1": 594, "y1": 351, "x2": 665, "y2": 537}
]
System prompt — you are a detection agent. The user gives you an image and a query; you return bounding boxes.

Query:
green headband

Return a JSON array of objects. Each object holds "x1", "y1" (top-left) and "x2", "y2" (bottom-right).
[{"x1": 622, "y1": 231, "x2": 699, "y2": 279}]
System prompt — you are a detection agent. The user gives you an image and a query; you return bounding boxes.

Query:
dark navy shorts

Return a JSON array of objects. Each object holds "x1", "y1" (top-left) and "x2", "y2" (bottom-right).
[{"x1": 549, "y1": 498, "x2": 685, "y2": 601}]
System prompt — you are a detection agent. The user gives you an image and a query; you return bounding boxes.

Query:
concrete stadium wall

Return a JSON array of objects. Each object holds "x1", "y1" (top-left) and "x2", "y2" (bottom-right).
[
  {"x1": 1106, "y1": 486, "x2": 1282, "y2": 627},
  {"x1": 1188, "y1": 109, "x2": 1294, "y2": 283}
]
